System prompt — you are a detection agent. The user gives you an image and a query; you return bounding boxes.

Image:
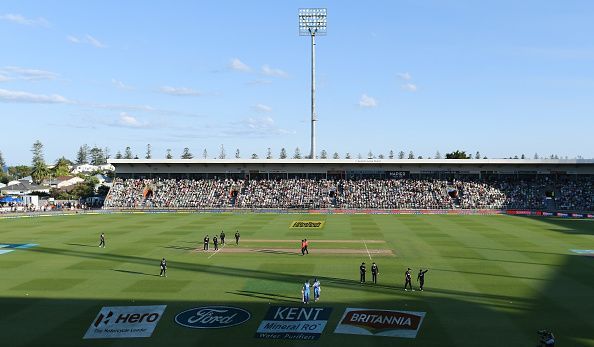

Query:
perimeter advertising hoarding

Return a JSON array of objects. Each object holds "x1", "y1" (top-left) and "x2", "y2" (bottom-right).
[
  {"x1": 334, "y1": 308, "x2": 426, "y2": 338},
  {"x1": 255, "y1": 306, "x2": 332, "y2": 340}
]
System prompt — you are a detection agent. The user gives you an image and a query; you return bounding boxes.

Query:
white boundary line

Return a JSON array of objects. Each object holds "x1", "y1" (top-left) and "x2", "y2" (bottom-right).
[
  {"x1": 208, "y1": 243, "x2": 225, "y2": 259},
  {"x1": 363, "y1": 240, "x2": 372, "y2": 261}
]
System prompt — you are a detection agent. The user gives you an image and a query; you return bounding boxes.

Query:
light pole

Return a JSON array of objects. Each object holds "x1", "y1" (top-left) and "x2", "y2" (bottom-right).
[{"x1": 299, "y1": 8, "x2": 327, "y2": 159}]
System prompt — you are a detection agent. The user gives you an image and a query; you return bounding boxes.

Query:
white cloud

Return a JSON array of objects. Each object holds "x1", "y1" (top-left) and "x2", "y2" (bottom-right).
[
  {"x1": 0, "y1": 13, "x2": 49, "y2": 27},
  {"x1": 67, "y1": 34, "x2": 107, "y2": 48},
  {"x1": 159, "y1": 86, "x2": 201, "y2": 96},
  {"x1": 0, "y1": 66, "x2": 59, "y2": 81},
  {"x1": 397, "y1": 72, "x2": 412, "y2": 80},
  {"x1": 67, "y1": 35, "x2": 80, "y2": 43},
  {"x1": 86, "y1": 34, "x2": 106, "y2": 48},
  {"x1": 246, "y1": 79, "x2": 272, "y2": 86},
  {"x1": 112, "y1": 78, "x2": 133, "y2": 90},
  {"x1": 115, "y1": 112, "x2": 151, "y2": 128},
  {"x1": 0, "y1": 88, "x2": 71, "y2": 103},
  {"x1": 359, "y1": 94, "x2": 377, "y2": 108},
  {"x1": 401, "y1": 83, "x2": 418, "y2": 92},
  {"x1": 230, "y1": 58, "x2": 251, "y2": 72},
  {"x1": 252, "y1": 103, "x2": 272, "y2": 113},
  {"x1": 0, "y1": 74, "x2": 10, "y2": 82},
  {"x1": 261, "y1": 65, "x2": 288, "y2": 78}
]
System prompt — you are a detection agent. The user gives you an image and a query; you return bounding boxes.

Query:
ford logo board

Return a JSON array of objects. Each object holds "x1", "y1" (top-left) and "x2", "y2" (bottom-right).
[{"x1": 175, "y1": 306, "x2": 251, "y2": 329}]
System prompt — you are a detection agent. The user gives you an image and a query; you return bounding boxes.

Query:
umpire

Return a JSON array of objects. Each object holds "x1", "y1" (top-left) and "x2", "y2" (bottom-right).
[{"x1": 359, "y1": 262, "x2": 366, "y2": 283}]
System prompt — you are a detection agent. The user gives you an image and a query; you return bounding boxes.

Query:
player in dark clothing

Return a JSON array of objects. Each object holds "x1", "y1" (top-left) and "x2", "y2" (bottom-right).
[
  {"x1": 371, "y1": 262, "x2": 379, "y2": 284},
  {"x1": 99, "y1": 233, "x2": 105, "y2": 248},
  {"x1": 417, "y1": 269, "x2": 429, "y2": 291},
  {"x1": 301, "y1": 239, "x2": 305, "y2": 255},
  {"x1": 203, "y1": 235, "x2": 209, "y2": 251},
  {"x1": 213, "y1": 236, "x2": 219, "y2": 251},
  {"x1": 303, "y1": 239, "x2": 309, "y2": 255},
  {"x1": 220, "y1": 231, "x2": 225, "y2": 245},
  {"x1": 159, "y1": 258, "x2": 167, "y2": 277},
  {"x1": 359, "y1": 262, "x2": 366, "y2": 283},
  {"x1": 404, "y1": 268, "x2": 413, "y2": 291},
  {"x1": 235, "y1": 231, "x2": 240, "y2": 245}
]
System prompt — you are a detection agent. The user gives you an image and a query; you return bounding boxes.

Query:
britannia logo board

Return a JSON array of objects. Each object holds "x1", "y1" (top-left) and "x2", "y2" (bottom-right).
[
  {"x1": 175, "y1": 306, "x2": 251, "y2": 329},
  {"x1": 334, "y1": 308, "x2": 426, "y2": 338},
  {"x1": 255, "y1": 306, "x2": 332, "y2": 340},
  {"x1": 83, "y1": 305, "x2": 166, "y2": 339}
]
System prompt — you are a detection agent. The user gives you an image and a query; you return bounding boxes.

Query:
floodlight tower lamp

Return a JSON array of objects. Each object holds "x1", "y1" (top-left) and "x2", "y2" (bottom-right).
[{"x1": 299, "y1": 8, "x2": 326, "y2": 159}]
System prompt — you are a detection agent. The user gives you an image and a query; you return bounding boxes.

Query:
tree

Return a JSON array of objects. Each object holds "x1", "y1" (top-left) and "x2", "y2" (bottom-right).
[
  {"x1": 53, "y1": 157, "x2": 72, "y2": 177},
  {"x1": 31, "y1": 140, "x2": 49, "y2": 184},
  {"x1": 124, "y1": 147, "x2": 133, "y2": 159},
  {"x1": 534, "y1": 153, "x2": 539, "y2": 159},
  {"x1": 166, "y1": 149, "x2": 173, "y2": 159},
  {"x1": 345, "y1": 152, "x2": 352, "y2": 159},
  {"x1": 418, "y1": 156, "x2": 423, "y2": 159},
  {"x1": 521, "y1": 153, "x2": 525, "y2": 159},
  {"x1": 181, "y1": 148, "x2": 194, "y2": 159},
  {"x1": 89, "y1": 146, "x2": 105, "y2": 165},
  {"x1": 475, "y1": 151, "x2": 481, "y2": 159},
  {"x1": 104, "y1": 147, "x2": 111, "y2": 160},
  {"x1": 293, "y1": 147, "x2": 302, "y2": 159},
  {"x1": 202, "y1": 149, "x2": 208, "y2": 159},
  {"x1": 235, "y1": 149, "x2": 240, "y2": 159},
  {"x1": 8, "y1": 165, "x2": 31, "y2": 179},
  {"x1": 367, "y1": 151, "x2": 374, "y2": 159},
  {"x1": 445, "y1": 150, "x2": 470, "y2": 159},
  {"x1": 219, "y1": 144, "x2": 226, "y2": 159},
  {"x1": 0, "y1": 150, "x2": 5, "y2": 170},
  {"x1": 389, "y1": 150, "x2": 394, "y2": 159},
  {"x1": 75, "y1": 144, "x2": 89, "y2": 164},
  {"x1": 115, "y1": 151, "x2": 123, "y2": 159},
  {"x1": 398, "y1": 151, "x2": 405, "y2": 159},
  {"x1": 145, "y1": 144, "x2": 152, "y2": 159},
  {"x1": 435, "y1": 150, "x2": 442, "y2": 159},
  {"x1": 333, "y1": 152, "x2": 340, "y2": 159},
  {"x1": 280, "y1": 148, "x2": 287, "y2": 159},
  {"x1": 357, "y1": 153, "x2": 363, "y2": 159},
  {"x1": 320, "y1": 150, "x2": 328, "y2": 159},
  {"x1": 378, "y1": 154, "x2": 385, "y2": 159},
  {"x1": 513, "y1": 155, "x2": 519, "y2": 159},
  {"x1": 408, "y1": 151, "x2": 414, "y2": 159},
  {"x1": 266, "y1": 147, "x2": 272, "y2": 159},
  {"x1": 251, "y1": 153, "x2": 259, "y2": 159}
]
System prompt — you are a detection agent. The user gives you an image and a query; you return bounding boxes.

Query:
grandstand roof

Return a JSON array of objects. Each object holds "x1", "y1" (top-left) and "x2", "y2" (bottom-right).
[{"x1": 109, "y1": 158, "x2": 594, "y2": 176}]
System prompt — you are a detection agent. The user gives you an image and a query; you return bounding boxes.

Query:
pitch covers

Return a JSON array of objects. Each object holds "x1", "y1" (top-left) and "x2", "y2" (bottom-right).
[{"x1": 334, "y1": 308, "x2": 426, "y2": 338}]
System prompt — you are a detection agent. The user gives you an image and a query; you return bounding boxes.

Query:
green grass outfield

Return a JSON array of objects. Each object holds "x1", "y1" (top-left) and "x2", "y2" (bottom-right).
[{"x1": 1, "y1": 213, "x2": 593, "y2": 346}]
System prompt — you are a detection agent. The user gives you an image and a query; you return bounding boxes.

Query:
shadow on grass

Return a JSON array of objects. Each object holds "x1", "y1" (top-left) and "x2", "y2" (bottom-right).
[
  {"x1": 227, "y1": 290, "x2": 300, "y2": 303},
  {"x1": 65, "y1": 243, "x2": 97, "y2": 248},
  {"x1": 255, "y1": 249, "x2": 301, "y2": 256},
  {"x1": 443, "y1": 255, "x2": 562, "y2": 267},
  {"x1": 112, "y1": 269, "x2": 161, "y2": 277}
]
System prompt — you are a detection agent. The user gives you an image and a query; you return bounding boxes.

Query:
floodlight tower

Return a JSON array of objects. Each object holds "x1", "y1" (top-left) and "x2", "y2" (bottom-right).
[{"x1": 299, "y1": 8, "x2": 327, "y2": 159}]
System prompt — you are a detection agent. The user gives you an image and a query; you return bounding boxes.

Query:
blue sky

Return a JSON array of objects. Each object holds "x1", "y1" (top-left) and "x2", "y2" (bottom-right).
[{"x1": 1, "y1": 0, "x2": 593, "y2": 165}]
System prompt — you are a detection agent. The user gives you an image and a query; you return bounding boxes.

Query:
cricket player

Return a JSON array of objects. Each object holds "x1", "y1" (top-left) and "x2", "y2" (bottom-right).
[
  {"x1": 235, "y1": 231, "x2": 240, "y2": 245},
  {"x1": 417, "y1": 269, "x2": 429, "y2": 291},
  {"x1": 220, "y1": 231, "x2": 225, "y2": 245},
  {"x1": 313, "y1": 278, "x2": 321, "y2": 302},
  {"x1": 203, "y1": 235, "x2": 209, "y2": 251},
  {"x1": 213, "y1": 236, "x2": 219, "y2": 251},
  {"x1": 159, "y1": 258, "x2": 167, "y2": 277},
  {"x1": 360, "y1": 262, "x2": 366, "y2": 283},
  {"x1": 371, "y1": 262, "x2": 379, "y2": 284},
  {"x1": 301, "y1": 239, "x2": 305, "y2": 256},
  {"x1": 303, "y1": 239, "x2": 309, "y2": 255},
  {"x1": 302, "y1": 280, "x2": 311, "y2": 304},
  {"x1": 404, "y1": 268, "x2": 413, "y2": 291},
  {"x1": 99, "y1": 233, "x2": 105, "y2": 248}
]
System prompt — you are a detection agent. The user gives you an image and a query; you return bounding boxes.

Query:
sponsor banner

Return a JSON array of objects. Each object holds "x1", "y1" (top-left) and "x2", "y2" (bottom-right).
[
  {"x1": 255, "y1": 306, "x2": 332, "y2": 340},
  {"x1": 571, "y1": 213, "x2": 584, "y2": 218},
  {"x1": 175, "y1": 306, "x2": 251, "y2": 329},
  {"x1": 289, "y1": 221, "x2": 325, "y2": 229},
  {"x1": 506, "y1": 210, "x2": 533, "y2": 215},
  {"x1": 334, "y1": 308, "x2": 426, "y2": 338},
  {"x1": 83, "y1": 305, "x2": 166, "y2": 339}
]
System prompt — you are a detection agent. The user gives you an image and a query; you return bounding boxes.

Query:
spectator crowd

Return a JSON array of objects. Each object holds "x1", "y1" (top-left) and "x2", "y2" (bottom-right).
[{"x1": 103, "y1": 176, "x2": 594, "y2": 211}]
